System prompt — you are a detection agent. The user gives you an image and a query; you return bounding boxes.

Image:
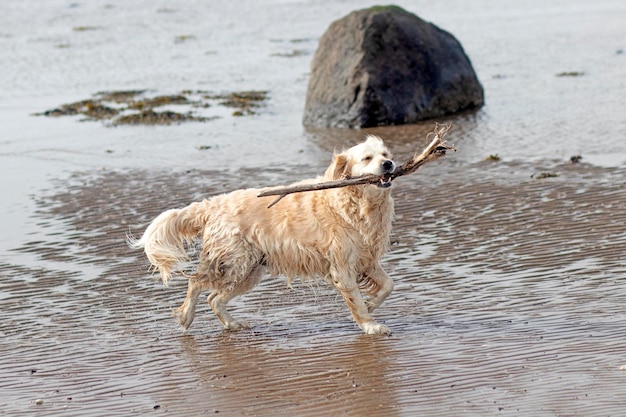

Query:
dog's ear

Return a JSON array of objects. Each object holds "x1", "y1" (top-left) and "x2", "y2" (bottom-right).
[{"x1": 325, "y1": 153, "x2": 349, "y2": 180}]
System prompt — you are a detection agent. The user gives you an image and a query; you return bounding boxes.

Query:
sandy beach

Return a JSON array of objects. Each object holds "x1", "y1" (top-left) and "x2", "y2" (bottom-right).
[{"x1": 1, "y1": 1, "x2": 625, "y2": 415}]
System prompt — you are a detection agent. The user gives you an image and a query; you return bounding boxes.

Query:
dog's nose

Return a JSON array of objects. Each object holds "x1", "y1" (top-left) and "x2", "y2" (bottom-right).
[{"x1": 382, "y1": 160, "x2": 395, "y2": 172}]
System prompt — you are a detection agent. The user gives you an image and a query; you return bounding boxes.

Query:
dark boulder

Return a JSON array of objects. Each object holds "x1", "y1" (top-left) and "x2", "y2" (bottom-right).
[{"x1": 303, "y1": 5, "x2": 484, "y2": 128}]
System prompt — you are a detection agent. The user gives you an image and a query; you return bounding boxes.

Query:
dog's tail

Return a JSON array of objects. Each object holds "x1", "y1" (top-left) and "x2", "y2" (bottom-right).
[{"x1": 127, "y1": 201, "x2": 208, "y2": 285}]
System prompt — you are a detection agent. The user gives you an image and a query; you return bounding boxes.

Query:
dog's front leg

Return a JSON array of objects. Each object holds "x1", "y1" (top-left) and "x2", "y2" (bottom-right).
[
  {"x1": 363, "y1": 264, "x2": 394, "y2": 313},
  {"x1": 332, "y1": 273, "x2": 391, "y2": 335}
]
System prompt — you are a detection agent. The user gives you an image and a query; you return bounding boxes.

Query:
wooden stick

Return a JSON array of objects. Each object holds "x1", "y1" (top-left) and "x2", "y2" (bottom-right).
[{"x1": 258, "y1": 123, "x2": 454, "y2": 208}]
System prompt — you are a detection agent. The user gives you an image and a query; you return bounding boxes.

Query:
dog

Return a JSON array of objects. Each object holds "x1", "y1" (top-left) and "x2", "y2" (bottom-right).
[{"x1": 128, "y1": 135, "x2": 396, "y2": 335}]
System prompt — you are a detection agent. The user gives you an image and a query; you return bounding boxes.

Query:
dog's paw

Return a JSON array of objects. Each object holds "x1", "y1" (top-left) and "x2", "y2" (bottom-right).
[
  {"x1": 363, "y1": 322, "x2": 391, "y2": 336},
  {"x1": 173, "y1": 309, "x2": 195, "y2": 330},
  {"x1": 224, "y1": 319, "x2": 251, "y2": 332}
]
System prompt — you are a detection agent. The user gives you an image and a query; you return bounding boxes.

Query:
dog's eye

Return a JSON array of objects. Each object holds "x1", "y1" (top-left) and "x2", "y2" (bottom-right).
[
  {"x1": 382, "y1": 152, "x2": 389, "y2": 158},
  {"x1": 362, "y1": 155, "x2": 373, "y2": 162}
]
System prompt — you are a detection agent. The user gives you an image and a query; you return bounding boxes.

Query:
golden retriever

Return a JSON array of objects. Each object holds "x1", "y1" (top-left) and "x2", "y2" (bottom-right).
[{"x1": 129, "y1": 135, "x2": 396, "y2": 335}]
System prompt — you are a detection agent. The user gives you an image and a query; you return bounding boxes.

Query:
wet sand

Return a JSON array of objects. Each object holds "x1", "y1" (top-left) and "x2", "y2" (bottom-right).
[
  {"x1": 2, "y1": 159, "x2": 626, "y2": 416},
  {"x1": 2, "y1": 0, "x2": 626, "y2": 416}
]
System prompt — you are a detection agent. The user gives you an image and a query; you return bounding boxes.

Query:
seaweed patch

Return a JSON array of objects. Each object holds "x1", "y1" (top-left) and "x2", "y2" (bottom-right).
[
  {"x1": 202, "y1": 91, "x2": 269, "y2": 116},
  {"x1": 36, "y1": 89, "x2": 269, "y2": 125}
]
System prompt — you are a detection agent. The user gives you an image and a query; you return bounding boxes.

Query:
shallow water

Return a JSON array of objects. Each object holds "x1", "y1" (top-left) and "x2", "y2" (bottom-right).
[{"x1": 1, "y1": 0, "x2": 626, "y2": 416}]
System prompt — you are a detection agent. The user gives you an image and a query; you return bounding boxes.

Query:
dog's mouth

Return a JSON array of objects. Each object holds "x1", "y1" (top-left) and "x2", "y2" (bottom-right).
[{"x1": 376, "y1": 178, "x2": 393, "y2": 188}]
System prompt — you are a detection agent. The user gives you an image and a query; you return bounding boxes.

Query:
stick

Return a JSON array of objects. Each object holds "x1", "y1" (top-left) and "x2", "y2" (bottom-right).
[{"x1": 258, "y1": 123, "x2": 454, "y2": 208}]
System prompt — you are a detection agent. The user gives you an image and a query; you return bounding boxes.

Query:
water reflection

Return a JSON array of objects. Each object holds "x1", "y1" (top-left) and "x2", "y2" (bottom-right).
[
  {"x1": 304, "y1": 109, "x2": 483, "y2": 162},
  {"x1": 177, "y1": 332, "x2": 400, "y2": 416}
]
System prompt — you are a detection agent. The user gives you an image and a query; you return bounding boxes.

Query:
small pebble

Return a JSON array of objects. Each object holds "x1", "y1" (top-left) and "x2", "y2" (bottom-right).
[{"x1": 35, "y1": 399, "x2": 44, "y2": 405}]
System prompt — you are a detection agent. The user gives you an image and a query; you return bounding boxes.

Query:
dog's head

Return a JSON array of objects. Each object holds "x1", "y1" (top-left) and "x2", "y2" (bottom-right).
[{"x1": 325, "y1": 135, "x2": 396, "y2": 188}]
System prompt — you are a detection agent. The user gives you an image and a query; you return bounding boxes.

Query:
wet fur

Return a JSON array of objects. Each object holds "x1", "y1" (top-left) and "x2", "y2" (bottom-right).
[{"x1": 129, "y1": 135, "x2": 396, "y2": 334}]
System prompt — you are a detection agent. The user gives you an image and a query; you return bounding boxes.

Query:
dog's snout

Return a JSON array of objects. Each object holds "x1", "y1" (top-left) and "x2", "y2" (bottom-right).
[{"x1": 382, "y1": 159, "x2": 395, "y2": 172}]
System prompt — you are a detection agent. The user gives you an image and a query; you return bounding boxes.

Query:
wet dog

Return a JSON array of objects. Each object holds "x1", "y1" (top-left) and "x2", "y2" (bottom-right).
[{"x1": 129, "y1": 135, "x2": 396, "y2": 334}]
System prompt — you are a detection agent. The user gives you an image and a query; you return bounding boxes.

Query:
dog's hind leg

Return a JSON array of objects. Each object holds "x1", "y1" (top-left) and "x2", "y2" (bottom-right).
[
  {"x1": 360, "y1": 264, "x2": 394, "y2": 313},
  {"x1": 207, "y1": 266, "x2": 264, "y2": 331},
  {"x1": 173, "y1": 277, "x2": 209, "y2": 330}
]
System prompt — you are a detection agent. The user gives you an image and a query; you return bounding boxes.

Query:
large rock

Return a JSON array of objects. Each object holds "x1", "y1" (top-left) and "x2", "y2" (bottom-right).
[{"x1": 303, "y1": 5, "x2": 484, "y2": 128}]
